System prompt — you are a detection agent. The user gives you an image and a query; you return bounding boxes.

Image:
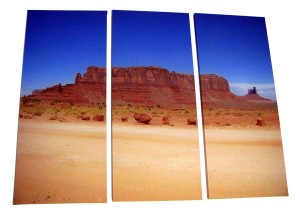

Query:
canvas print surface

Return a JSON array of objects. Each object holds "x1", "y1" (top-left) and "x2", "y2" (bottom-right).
[
  {"x1": 14, "y1": 11, "x2": 107, "y2": 204},
  {"x1": 194, "y1": 13, "x2": 288, "y2": 199},
  {"x1": 112, "y1": 10, "x2": 202, "y2": 201}
]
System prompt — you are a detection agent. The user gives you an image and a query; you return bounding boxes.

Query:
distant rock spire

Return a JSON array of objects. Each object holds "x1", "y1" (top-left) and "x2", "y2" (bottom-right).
[{"x1": 75, "y1": 73, "x2": 82, "y2": 83}]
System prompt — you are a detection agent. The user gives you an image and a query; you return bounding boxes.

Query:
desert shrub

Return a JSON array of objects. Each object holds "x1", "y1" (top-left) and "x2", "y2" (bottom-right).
[
  {"x1": 49, "y1": 116, "x2": 57, "y2": 120},
  {"x1": 234, "y1": 112, "x2": 243, "y2": 117},
  {"x1": 34, "y1": 111, "x2": 43, "y2": 116}
]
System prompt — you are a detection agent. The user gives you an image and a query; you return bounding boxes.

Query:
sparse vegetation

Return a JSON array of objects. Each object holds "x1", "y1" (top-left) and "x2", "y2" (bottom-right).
[
  {"x1": 34, "y1": 111, "x2": 43, "y2": 116},
  {"x1": 19, "y1": 100, "x2": 106, "y2": 121}
]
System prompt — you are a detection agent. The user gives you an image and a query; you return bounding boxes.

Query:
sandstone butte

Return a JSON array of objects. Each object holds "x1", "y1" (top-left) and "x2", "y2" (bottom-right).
[{"x1": 27, "y1": 66, "x2": 270, "y2": 108}]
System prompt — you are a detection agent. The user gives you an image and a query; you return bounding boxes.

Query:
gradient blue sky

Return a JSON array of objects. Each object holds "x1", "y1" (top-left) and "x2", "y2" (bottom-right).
[
  {"x1": 194, "y1": 14, "x2": 276, "y2": 100},
  {"x1": 112, "y1": 11, "x2": 194, "y2": 74},
  {"x1": 21, "y1": 10, "x2": 107, "y2": 96}
]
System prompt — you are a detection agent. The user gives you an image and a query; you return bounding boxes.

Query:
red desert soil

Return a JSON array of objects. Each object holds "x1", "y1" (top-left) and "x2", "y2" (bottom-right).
[
  {"x1": 112, "y1": 123, "x2": 202, "y2": 201},
  {"x1": 13, "y1": 119, "x2": 106, "y2": 204}
]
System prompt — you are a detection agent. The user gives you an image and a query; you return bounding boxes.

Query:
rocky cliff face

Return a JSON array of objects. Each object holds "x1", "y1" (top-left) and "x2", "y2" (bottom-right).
[
  {"x1": 111, "y1": 66, "x2": 196, "y2": 108},
  {"x1": 112, "y1": 66, "x2": 195, "y2": 89},
  {"x1": 200, "y1": 74, "x2": 229, "y2": 92},
  {"x1": 75, "y1": 66, "x2": 106, "y2": 84},
  {"x1": 30, "y1": 66, "x2": 107, "y2": 104},
  {"x1": 28, "y1": 66, "x2": 257, "y2": 107},
  {"x1": 28, "y1": 66, "x2": 197, "y2": 108},
  {"x1": 199, "y1": 74, "x2": 242, "y2": 102}
]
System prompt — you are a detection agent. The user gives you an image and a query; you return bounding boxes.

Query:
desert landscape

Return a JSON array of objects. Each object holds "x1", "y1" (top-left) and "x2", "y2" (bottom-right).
[
  {"x1": 14, "y1": 67, "x2": 107, "y2": 204},
  {"x1": 200, "y1": 74, "x2": 288, "y2": 199},
  {"x1": 111, "y1": 66, "x2": 202, "y2": 201}
]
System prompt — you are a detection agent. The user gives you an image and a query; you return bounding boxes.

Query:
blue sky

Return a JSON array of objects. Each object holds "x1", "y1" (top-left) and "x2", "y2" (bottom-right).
[
  {"x1": 21, "y1": 10, "x2": 107, "y2": 96},
  {"x1": 194, "y1": 14, "x2": 276, "y2": 100},
  {"x1": 112, "y1": 11, "x2": 194, "y2": 74}
]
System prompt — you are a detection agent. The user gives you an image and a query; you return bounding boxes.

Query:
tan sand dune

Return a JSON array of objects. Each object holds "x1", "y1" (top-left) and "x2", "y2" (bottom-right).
[
  {"x1": 112, "y1": 123, "x2": 202, "y2": 201},
  {"x1": 13, "y1": 119, "x2": 106, "y2": 204}
]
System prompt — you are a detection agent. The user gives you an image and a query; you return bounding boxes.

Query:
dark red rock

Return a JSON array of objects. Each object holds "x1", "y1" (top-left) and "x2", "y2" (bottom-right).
[
  {"x1": 81, "y1": 115, "x2": 90, "y2": 121},
  {"x1": 19, "y1": 114, "x2": 23, "y2": 118},
  {"x1": 134, "y1": 113, "x2": 151, "y2": 124},
  {"x1": 121, "y1": 116, "x2": 128, "y2": 122},
  {"x1": 92, "y1": 115, "x2": 104, "y2": 121},
  {"x1": 256, "y1": 118, "x2": 266, "y2": 126},
  {"x1": 162, "y1": 116, "x2": 170, "y2": 125},
  {"x1": 187, "y1": 117, "x2": 197, "y2": 125}
]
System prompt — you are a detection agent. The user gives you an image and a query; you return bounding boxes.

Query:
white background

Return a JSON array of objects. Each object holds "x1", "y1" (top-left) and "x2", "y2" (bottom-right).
[{"x1": 1, "y1": 0, "x2": 300, "y2": 210}]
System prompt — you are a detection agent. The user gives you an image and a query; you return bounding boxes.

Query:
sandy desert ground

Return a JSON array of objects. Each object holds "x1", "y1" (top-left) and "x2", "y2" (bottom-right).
[
  {"x1": 205, "y1": 128, "x2": 288, "y2": 199},
  {"x1": 112, "y1": 123, "x2": 202, "y2": 201},
  {"x1": 202, "y1": 103, "x2": 288, "y2": 199},
  {"x1": 13, "y1": 119, "x2": 106, "y2": 204}
]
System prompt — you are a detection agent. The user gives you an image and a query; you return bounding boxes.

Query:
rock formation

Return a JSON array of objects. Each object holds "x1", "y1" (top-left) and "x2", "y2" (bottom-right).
[
  {"x1": 92, "y1": 115, "x2": 105, "y2": 121},
  {"x1": 256, "y1": 118, "x2": 266, "y2": 126},
  {"x1": 121, "y1": 116, "x2": 129, "y2": 122},
  {"x1": 28, "y1": 66, "x2": 197, "y2": 108},
  {"x1": 187, "y1": 117, "x2": 197, "y2": 125},
  {"x1": 26, "y1": 65, "x2": 271, "y2": 108},
  {"x1": 200, "y1": 74, "x2": 230, "y2": 92},
  {"x1": 162, "y1": 116, "x2": 170, "y2": 125},
  {"x1": 199, "y1": 74, "x2": 241, "y2": 102},
  {"x1": 134, "y1": 113, "x2": 152, "y2": 124},
  {"x1": 112, "y1": 66, "x2": 196, "y2": 108},
  {"x1": 29, "y1": 66, "x2": 106, "y2": 104},
  {"x1": 240, "y1": 86, "x2": 271, "y2": 102}
]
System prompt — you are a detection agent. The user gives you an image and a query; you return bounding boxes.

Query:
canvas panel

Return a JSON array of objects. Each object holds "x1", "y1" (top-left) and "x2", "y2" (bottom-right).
[
  {"x1": 13, "y1": 10, "x2": 107, "y2": 204},
  {"x1": 111, "y1": 10, "x2": 202, "y2": 201},
  {"x1": 194, "y1": 13, "x2": 288, "y2": 199}
]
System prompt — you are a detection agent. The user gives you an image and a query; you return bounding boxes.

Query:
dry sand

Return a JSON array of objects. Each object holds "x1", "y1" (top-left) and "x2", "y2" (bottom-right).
[
  {"x1": 205, "y1": 128, "x2": 288, "y2": 199},
  {"x1": 112, "y1": 123, "x2": 202, "y2": 201},
  {"x1": 13, "y1": 119, "x2": 106, "y2": 204}
]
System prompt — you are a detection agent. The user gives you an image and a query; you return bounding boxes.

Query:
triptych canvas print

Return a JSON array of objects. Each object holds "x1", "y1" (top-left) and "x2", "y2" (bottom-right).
[{"x1": 13, "y1": 10, "x2": 288, "y2": 204}]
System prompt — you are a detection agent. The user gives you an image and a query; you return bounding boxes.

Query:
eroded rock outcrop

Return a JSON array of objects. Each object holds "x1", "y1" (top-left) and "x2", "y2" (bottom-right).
[
  {"x1": 27, "y1": 66, "x2": 263, "y2": 107},
  {"x1": 199, "y1": 74, "x2": 242, "y2": 102},
  {"x1": 200, "y1": 74, "x2": 229, "y2": 92},
  {"x1": 112, "y1": 66, "x2": 196, "y2": 108}
]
